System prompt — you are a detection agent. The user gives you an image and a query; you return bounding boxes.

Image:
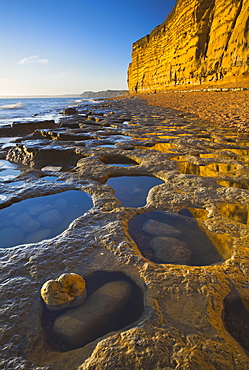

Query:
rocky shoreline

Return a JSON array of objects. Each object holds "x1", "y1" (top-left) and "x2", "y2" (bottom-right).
[{"x1": 1, "y1": 95, "x2": 249, "y2": 369}]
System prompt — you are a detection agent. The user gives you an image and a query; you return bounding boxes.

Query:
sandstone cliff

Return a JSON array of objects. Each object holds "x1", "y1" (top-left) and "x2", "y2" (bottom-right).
[{"x1": 128, "y1": 0, "x2": 249, "y2": 93}]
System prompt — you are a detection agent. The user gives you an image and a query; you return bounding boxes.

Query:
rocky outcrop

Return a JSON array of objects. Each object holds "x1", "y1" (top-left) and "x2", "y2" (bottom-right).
[
  {"x1": 0, "y1": 120, "x2": 57, "y2": 137},
  {"x1": 128, "y1": 0, "x2": 249, "y2": 93}
]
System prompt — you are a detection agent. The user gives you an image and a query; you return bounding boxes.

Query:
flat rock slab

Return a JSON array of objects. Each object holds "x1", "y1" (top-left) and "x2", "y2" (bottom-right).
[
  {"x1": 0, "y1": 120, "x2": 57, "y2": 137},
  {"x1": 150, "y1": 236, "x2": 192, "y2": 265},
  {"x1": 142, "y1": 219, "x2": 182, "y2": 237},
  {"x1": 53, "y1": 280, "x2": 132, "y2": 349}
]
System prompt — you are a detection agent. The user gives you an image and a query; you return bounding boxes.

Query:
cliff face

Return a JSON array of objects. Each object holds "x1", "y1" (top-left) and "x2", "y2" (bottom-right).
[{"x1": 128, "y1": 0, "x2": 249, "y2": 93}]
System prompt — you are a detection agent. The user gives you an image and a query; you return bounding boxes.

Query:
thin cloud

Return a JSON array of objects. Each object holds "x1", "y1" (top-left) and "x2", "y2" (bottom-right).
[
  {"x1": 18, "y1": 55, "x2": 49, "y2": 65},
  {"x1": 53, "y1": 70, "x2": 74, "y2": 78}
]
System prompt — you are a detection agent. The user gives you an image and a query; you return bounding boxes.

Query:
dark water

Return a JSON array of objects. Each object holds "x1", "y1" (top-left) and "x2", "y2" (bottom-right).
[
  {"x1": 223, "y1": 291, "x2": 249, "y2": 353},
  {"x1": 42, "y1": 271, "x2": 144, "y2": 352},
  {"x1": 0, "y1": 190, "x2": 93, "y2": 248},
  {"x1": 129, "y1": 210, "x2": 222, "y2": 266},
  {"x1": 0, "y1": 160, "x2": 25, "y2": 182},
  {"x1": 106, "y1": 176, "x2": 164, "y2": 207}
]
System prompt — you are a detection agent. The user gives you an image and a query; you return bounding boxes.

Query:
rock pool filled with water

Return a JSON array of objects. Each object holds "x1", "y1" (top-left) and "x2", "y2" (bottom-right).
[
  {"x1": 0, "y1": 190, "x2": 93, "y2": 248},
  {"x1": 1, "y1": 97, "x2": 249, "y2": 369}
]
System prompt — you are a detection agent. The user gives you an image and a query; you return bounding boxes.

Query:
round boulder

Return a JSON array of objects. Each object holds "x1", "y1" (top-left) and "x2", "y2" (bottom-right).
[
  {"x1": 41, "y1": 273, "x2": 87, "y2": 311},
  {"x1": 149, "y1": 236, "x2": 192, "y2": 265}
]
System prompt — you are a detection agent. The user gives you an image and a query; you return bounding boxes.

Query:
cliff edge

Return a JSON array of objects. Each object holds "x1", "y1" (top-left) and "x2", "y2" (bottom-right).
[{"x1": 128, "y1": 0, "x2": 249, "y2": 93}]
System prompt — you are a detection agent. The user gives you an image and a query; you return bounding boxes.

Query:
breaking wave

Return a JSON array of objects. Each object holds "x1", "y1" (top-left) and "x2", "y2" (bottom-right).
[
  {"x1": 70, "y1": 98, "x2": 103, "y2": 107},
  {"x1": 0, "y1": 102, "x2": 24, "y2": 110}
]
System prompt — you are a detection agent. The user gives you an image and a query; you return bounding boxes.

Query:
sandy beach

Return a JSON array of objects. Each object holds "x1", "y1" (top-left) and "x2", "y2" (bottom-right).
[{"x1": 136, "y1": 81, "x2": 249, "y2": 132}]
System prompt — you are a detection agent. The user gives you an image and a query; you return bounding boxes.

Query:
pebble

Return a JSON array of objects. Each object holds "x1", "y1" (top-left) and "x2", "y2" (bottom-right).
[
  {"x1": 38, "y1": 209, "x2": 63, "y2": 228},
  {"x1": 27, "y1": 204, "x2": 51, "y2": 217},
  {"x1": 53, "y1": 280, "x2": 132, "y2": 349},
  {"x1": 149, "y1": 236, "x2": 192, "y2": 264},
  {"x1": 142, "y1": 219, "x2": 182, "y2": 238}
]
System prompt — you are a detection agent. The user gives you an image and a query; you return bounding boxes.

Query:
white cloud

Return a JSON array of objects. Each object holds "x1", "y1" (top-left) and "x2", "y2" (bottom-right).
[{"x1": 18, "y1": 55, "x2": 49, "y2": 65}]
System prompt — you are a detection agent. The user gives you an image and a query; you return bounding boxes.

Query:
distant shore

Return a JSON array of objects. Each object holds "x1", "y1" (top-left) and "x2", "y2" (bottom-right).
[{"x1": 131, "y1": 81, "x2": 249, "y2": 132}]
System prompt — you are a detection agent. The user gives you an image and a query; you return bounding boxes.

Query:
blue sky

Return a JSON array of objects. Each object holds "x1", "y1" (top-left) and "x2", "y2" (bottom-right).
[{"x1": 0, "y1": 0, "x2": 176, "y2": 96}]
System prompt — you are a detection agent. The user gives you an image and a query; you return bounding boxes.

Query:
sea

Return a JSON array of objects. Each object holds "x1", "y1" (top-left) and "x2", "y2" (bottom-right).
[{"x1": 0, "y1": 97, "x2": 100, "y2": 127}]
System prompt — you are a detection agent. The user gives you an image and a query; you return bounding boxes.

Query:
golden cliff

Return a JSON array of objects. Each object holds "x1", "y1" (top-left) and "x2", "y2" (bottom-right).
[{"x1": 128, "y1": 0, "x2": 249, "y2": 93}]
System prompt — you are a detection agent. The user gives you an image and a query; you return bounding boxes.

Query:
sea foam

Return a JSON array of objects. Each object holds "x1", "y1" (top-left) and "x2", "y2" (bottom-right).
[{"x1": 0, "y1": 102, "x2": 24, "y2": 110}]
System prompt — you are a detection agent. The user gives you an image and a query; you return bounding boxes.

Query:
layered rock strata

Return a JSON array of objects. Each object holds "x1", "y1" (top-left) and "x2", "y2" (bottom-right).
[{"x1": 128, "y1": 0, "x2": 249, "y2": 92}]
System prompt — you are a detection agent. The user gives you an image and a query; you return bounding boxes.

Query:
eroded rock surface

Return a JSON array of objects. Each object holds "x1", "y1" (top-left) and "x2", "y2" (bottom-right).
[{"x1": 1, "y1": 97, "x2": 249, "y2": 369}]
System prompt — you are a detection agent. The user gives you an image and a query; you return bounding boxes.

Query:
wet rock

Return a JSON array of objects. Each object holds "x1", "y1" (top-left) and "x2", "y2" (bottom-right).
[
  {"x1": 24, "y1": 229, "x2": 52, "y2": 244},
  {"x1": 12, "y1": 212, "x2": 40, "y2": 234},
  {"x1": 27, "y1": 204, "x2": 51, "y2": 217},
  {"x1": 0, "y1": 227, "x2": 24, "y2": 248},
  {"x1": 150, "y1": 236, "x2": 192, "y2": 264},
  {"x1": 53, "y1": 280, "x2": 132, "y2": 349},
  {"x1": 61, "y1": 108, "x2": 78, "y2": 115},
  {"x1": 142, "y1": 219, "x2": 182, "y2": 238},
  {"x1": 6, "y1": 145, "x2": 82, "y2": 168},
  {"x1": 0, "y1": 120, "x2": 57, "y2": 137},
  {"x1": 38, "y1": 209, "x2": 63, "y2": 228},
  {"x1": 41, "y1": 273, "x2": 87, "y2": 311}
]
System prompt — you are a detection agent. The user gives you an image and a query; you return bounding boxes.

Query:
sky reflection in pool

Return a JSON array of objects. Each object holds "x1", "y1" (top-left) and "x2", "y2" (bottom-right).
[
  {"x1": 0, "y1": 160, "x2": 25, "y2": 182},
  {"x1": 98, "y1": 144, "x2": 115, "y2": 148},
  {"x1": 106, "y1": 176, "x2": 164, "y2": 207},
  {"x1": 0, "y1": 190, "x2": 93, "y2": 248},
  {"x1": 108, "y1": 164, "x2": 133, "y2": 167},
  {"x1": 41, "y1": 176, "x2": 65, "y2": 183}
]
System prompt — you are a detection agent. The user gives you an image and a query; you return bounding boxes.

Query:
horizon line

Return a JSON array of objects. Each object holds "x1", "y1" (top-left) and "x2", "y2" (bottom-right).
[{"x1": 0, "y1": 94, "x2": 82, "y2": 99}]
